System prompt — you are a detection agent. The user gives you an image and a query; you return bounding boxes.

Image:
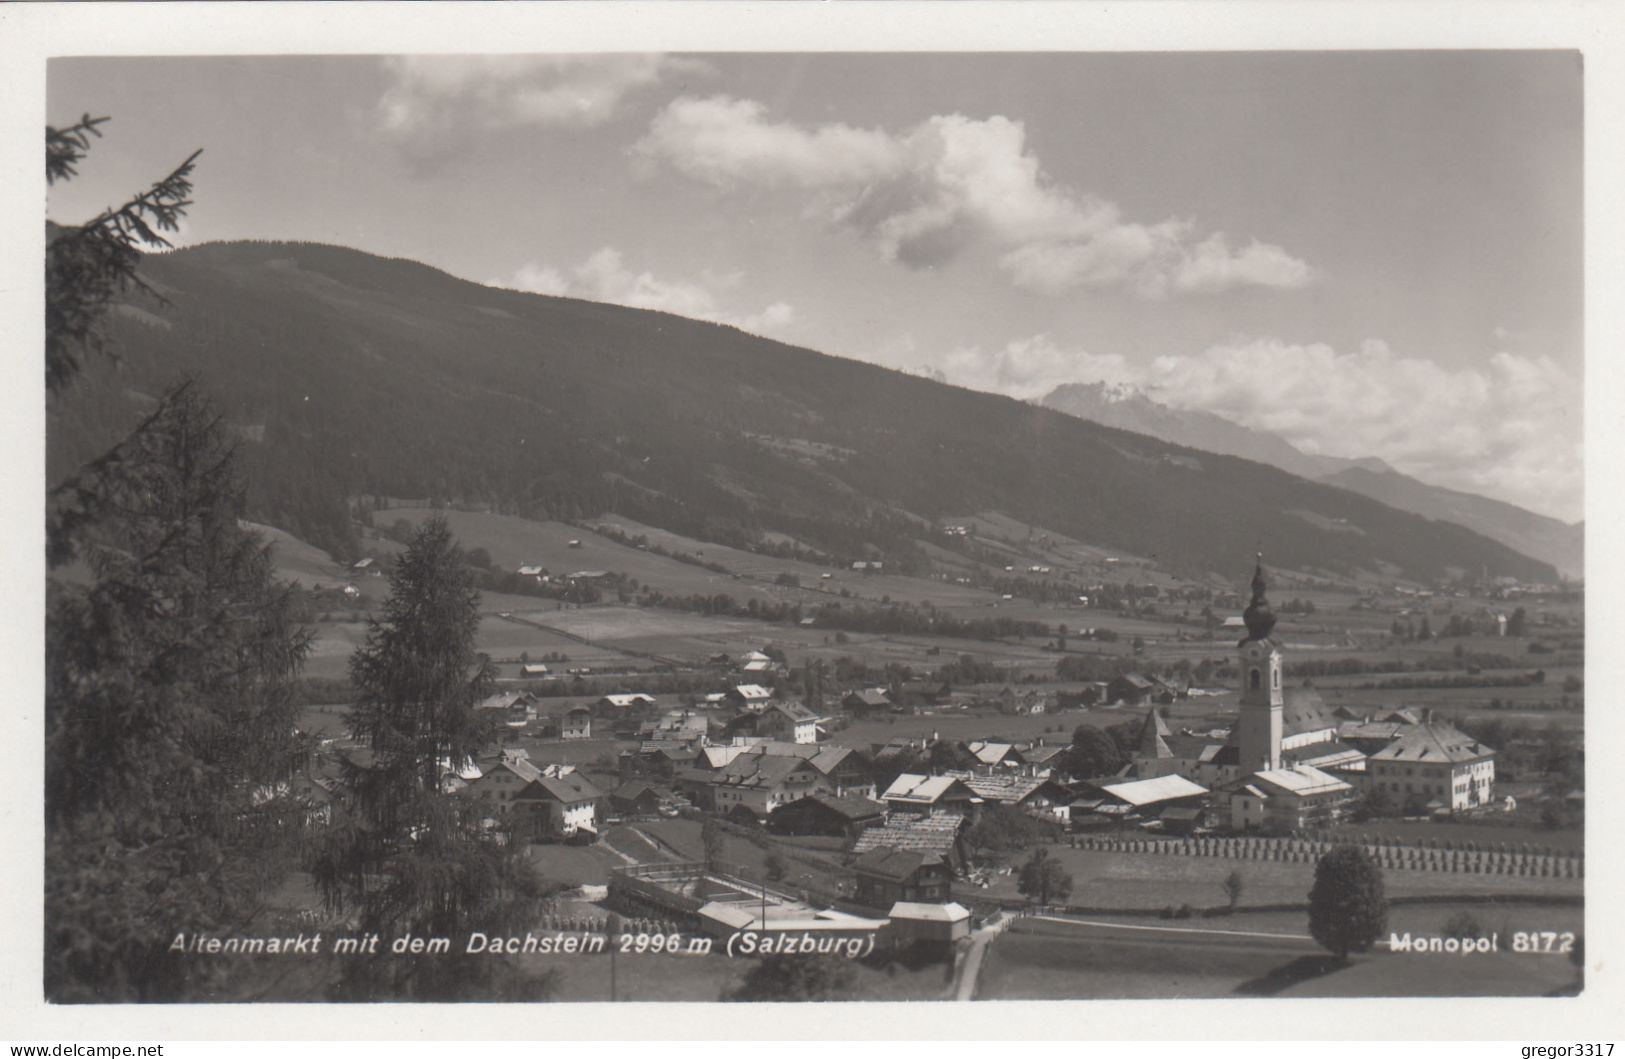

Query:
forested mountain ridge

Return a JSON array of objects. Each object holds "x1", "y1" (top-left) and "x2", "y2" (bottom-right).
[
  {"x1": 46, "y1": 238, "x2": 1558, "y2": 584},
  {"x1": 1042, "y1": 380, "x2": 1582, "y2": 580}
]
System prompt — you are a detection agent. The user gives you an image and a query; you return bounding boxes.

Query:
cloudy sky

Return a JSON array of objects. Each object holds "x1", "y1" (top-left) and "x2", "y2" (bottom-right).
[{"x1": 47, "y1": 51, "x2": 1583, "y2": 522}]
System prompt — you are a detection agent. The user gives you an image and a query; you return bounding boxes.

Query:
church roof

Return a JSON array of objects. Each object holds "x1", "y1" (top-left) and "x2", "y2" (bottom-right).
[
  {"x1": 1281, "y1": 686, "x2": 1339, "y2": 737},
  {"x1": 1136, "y1": 707, "x2": 1174, "y2": 758}
]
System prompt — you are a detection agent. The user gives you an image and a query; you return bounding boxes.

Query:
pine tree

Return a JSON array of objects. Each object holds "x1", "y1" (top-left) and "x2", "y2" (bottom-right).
[
  {"x1": 46, "y1": 114, "x2": 200, "y2": 394},
  {"x1": 1308, "y1": 845, "x2": 1389, "y2": 961},
  {"x1": 45, "y1": 383, "x2": 312, "y2": 1001},
  {"x1": 309, "y1": 517, "x2": 554, "y2": 1000}
]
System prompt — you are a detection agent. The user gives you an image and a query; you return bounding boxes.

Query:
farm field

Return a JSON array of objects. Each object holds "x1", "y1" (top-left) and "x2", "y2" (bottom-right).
[
  {"x1": 977, "y1": 915, "x2": 1577, "y2": 999},
  {"x1": 969, "y1": 842, "x2": 1583, "y2": 909},
  {"x1": 829, "y1": 708, "x2": 1110, "y2": 750}
]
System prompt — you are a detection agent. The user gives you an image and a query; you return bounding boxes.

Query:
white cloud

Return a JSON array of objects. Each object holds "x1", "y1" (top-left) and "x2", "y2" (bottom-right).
[
  {"x1": 498, "y1": 247, "x2": 795, "y2": 336},
  {"x1": 637, "y1": 96, "x2": 1313, "y2": 298},
  {"x1": 925, "y1": 333, "x2": 1581, "y2": 520},
  {"x1": 930, "y1": 334, "x2": 1138, "y2": 401},
  {"x1": 378, "y1": 54, "x2": 707, "y2": 150}
]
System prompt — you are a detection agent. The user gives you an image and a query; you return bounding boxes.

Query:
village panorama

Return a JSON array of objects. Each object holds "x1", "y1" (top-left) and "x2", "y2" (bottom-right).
[{"x1": 38, "y1": 49, "x2": 1584, "y2": 1007}]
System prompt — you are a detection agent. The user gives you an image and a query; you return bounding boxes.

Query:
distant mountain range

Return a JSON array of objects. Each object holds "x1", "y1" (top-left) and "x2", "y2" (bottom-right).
[
  {"x1": 1041, "y1": 381, "x2": 1581, "y2": 579},
  {"x1": 45, "y1": 238, "x2": 1559, "y2": 585}
]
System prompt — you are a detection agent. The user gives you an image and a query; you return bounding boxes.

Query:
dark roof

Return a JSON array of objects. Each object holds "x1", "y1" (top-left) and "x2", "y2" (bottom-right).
[
  {"x1": 775, "y1": 793, "x2": 886, "y2": 822},
  {"x1": 851, "y1": 847, "x2": 936, "y2": 881},
  {"x1": 612, "y1": 781, "x2": 664, "y2": 801},
  {"x1": 1281, "y1": 686, "x2": 1339, "y2": 737},
  {"x1": 523, "y1": 772, "x2": 602, "y2": 804}
]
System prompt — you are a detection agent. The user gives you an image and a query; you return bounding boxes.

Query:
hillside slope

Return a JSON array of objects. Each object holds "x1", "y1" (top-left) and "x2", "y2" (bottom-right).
[
  {"x1": 1320, "y1": 467, "x2": 1583, "y2": 580},
  {"x1": 46, "y1": 239, "x2": 1557, "y2": 584},
  {"x1": 1042, "y1": 381, "x2": 1581, "y2": 579}
]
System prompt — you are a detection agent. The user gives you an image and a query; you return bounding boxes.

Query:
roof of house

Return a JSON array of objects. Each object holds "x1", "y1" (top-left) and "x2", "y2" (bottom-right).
[
  {"x1": 966, "y1": 741, "x2": 1020, "y2": 766},
  {"x1": 1115, "y1": 673, "x2": 1159, "y2": 690},
  {"x1": 941, "y1": 770, "x2": 1053, "y2": 805},
  {"x1": 850, "y1": 811, "x2": 964, "y2": 856},
  {"x1": 741, "y1": 650, "x2": 773, "y2": 663},
  {"x1": 808, "y1": 746, "x2": 864, "y2": 774},
  {"x1": 881, "y1": 773, "x2": 972, "y2": 806},
  {"x1": 713, "y1": 752, "x2": 818, "y2": 790},
  {"x1": 742, "y1": 660, "x2": 775, "y2": 673},
  {"x1": 774, "y1": 793, "x2": 886, "y2": 822},
  {"x1": 1368, "y1": 722, "x2": 1495, "y2": 765},
  {"x1": 1281, "y1": 686, "x2": 1340, "y2": 737},
  {"x1": 1098, "y1": 774, "x2": 1209, "y2": 807},
  {"x1": 888, "y1": 901, "x2": 971, "y2": 924},
  {"x1": 601, "y1": 693, "x2": 657, "y2": 708},
  {"x1": 767, "y1": 701, "x2": 820, "y2": 723},
  {"x1": 1021, "y1": 745, "x2": 1067, "y2": 765},
  {"x1": 612, "y1": 781, "x2": 665, "y2": 801},
  {"x1": 697, "y1": 745, "x2": 749, "y2": 769},
  {"x1": 476, "y1": 690, "x2": 534, "y2": 712},
  {"x1": 731, "y1": 684, "x2": 772, "y2": 700},
  {"x1": 524, "y1": 772, "x2": 603, "y2": 804},
  {"x1": 1248, "y1": 764, "x2": 1352, "y2": 798},
  {"x1": 1282, "y1": 740, "x2": 1365, "y2": 768},
  {"x1": 851, "y1": 847, "x2": 938, "y2": 881},
  {"x1": 845, "y1": 689, "x2": 892, "y2": 708}
]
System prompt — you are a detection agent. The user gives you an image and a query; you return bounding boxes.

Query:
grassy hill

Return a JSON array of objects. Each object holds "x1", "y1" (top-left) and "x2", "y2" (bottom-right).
[{"x1": 47, "y1": 238, "x2": 1558, "y2": 585}]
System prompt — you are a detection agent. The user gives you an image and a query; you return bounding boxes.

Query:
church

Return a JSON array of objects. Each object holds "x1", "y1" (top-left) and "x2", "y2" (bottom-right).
[{"x1": 1127, "y1": 556, "x2": 1496, "y2": 832}]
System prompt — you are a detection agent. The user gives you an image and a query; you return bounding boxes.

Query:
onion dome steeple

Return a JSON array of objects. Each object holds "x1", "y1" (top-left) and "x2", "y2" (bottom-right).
[{"x1": 1242, "y1": 552, "x2": 1277, "y2": 642}]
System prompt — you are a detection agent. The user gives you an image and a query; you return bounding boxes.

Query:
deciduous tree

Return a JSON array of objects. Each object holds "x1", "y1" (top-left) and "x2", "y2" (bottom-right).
[{"x1": 1308, "y1": 845, "x2": 1389, "y2": 961}]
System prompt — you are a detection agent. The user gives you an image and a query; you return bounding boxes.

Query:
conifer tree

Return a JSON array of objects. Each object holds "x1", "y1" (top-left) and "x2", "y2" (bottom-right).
[
  {"x1": 45, "y1": 382, "x2": 312, "y2": 1001},
  {"x1": 46, "y1": 114, "x2": 200, "y2": 394},
  {"x1": 310, "y1": 517, "x2": 554, "y2": 1000}
]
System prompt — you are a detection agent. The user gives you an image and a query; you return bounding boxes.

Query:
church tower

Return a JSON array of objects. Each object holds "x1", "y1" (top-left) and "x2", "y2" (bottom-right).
[{"x1": 1236, "y1": 554, "x2": 1283, "y2": 772}]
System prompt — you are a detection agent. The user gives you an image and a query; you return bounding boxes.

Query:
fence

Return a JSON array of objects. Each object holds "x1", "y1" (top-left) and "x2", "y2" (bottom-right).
[{"x1": 1066, "y1": 832, "x2": 1584, "y2": 879}]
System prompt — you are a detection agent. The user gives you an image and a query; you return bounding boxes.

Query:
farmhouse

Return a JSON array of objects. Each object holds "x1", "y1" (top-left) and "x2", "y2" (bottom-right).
[
  {"x1": 475, "y1": 690, "x2": 539, "y2": 727},
  {"x1": 515, "y1": 771, "x2": 603, "y2": 841},
  {"x1": 881, "y1": 773, "x2": 979, "y2": 816},
  {"x1": 850, "y1": 848, "x2": 954, "y2": 908},
  {"x1": 842, "y1": 688, "x2": 893, "y2": 716},
  {"x1": 1231, "y1": 765, "x2": 1354, "y2": 832},
  {"x1": 941, "y1": 770, "x2": 1070, "y2": 811},
  {"x1": 768, "y1": 794, "x2": 886, "y2": 839},
  {"x1": 560, "y1": 705, "x2": 592, "y2": 741},
  {"x1": 1106, "y1": 673, "x2": 1175, "y2": 707},
  {"x1": 719, "y1": 701, "x2": 820, "y2": 744},
  {"x1": 725, "y1": 684, "x2": 774, "y2": 710},
  {"x1": 850, "y1": 810, "x2": 967, "y2": 871},
  {"x1": 608, "y1": 781, "x2": 666, "y2": 818},
  {"x1": 519, "y1": 663, "x2": 551, "y2": 677},
  {"x1": 597, "y1": 693, "x2": 657, "y2": 712},
  {"x1": 965, "y1": 741, "x2": 1024, "y2": 769},
  {"x1": 708, "y1": 752, "x2": 825, "y2": 820}
]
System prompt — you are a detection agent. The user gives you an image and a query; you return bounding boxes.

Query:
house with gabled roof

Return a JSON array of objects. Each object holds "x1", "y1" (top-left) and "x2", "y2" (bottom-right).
[
  {"x1": 707, "y1": 751, "x2": 825, "y2": 820},
  {"x1": 841, "y1": 688, "x2": 893, "y2": 716},
  {"x1": 881, "y1": 773, "x2": 979, "y2": 816},
  {"x1": 515, "y1": 770, "x2": 603, "y2": 840},
  {"x1": 725, "y1": 684, "x2": 774, "y2": 710},
  {"x1": 768, "y1": 793, "x2": 885, "y2": 839},
  {"x1": 1366, "y1": 715, "x2": 1495, "y2": 814},
  {"x1": 1231, "y1": 765, "x2": 1354, "y2": 832},
  {"x1": 965, "y1": 741, "x2": 1024, "y2": 769},
  {"x1": 850, "y1": 848, "x2": 954, "y2": 909}
]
